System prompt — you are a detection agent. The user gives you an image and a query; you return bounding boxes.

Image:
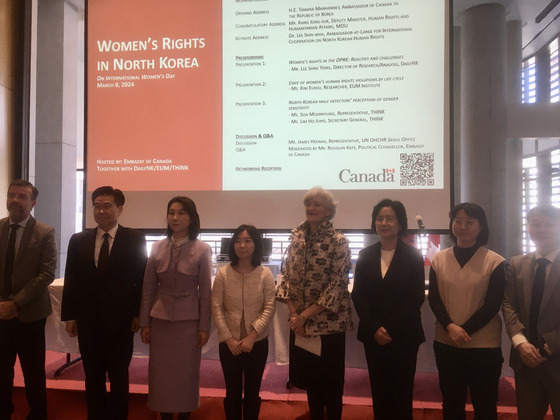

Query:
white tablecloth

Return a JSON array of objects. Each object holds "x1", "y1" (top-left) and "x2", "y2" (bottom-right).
[
  {"x1": 46, "y1": 278, "x2": 151, "y2": 357},
  {"x1": 49, "y1": 277, "x2": 500, "y2": 374},
  {"x1": 45, "y1": 276, "x2": 357, "y2": 365},
  {"x1": 45, "y1": 278, "x2": 290, "y2": 362}
]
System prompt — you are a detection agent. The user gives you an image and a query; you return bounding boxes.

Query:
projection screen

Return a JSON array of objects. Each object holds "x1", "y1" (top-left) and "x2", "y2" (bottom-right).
[{"x1": 85, "y1": 0, "x2": 452, "y2": 231}]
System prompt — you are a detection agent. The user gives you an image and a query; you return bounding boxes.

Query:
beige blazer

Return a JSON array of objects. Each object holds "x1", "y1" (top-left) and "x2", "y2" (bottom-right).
[
  {"x1": 503, "y1": 252, "x2": 560, "y2": 374},
  {"x1": 0, "y1": 216, "x2": 57, "y2": 322},
  {"x1": 211, "y1": 264, "x2": 276, "y2": 343}
]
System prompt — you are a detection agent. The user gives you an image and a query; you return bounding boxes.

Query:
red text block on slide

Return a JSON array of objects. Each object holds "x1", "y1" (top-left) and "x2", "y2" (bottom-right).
[{"x1": 87, "y1": 0, "x2": 222, "y2": 191}]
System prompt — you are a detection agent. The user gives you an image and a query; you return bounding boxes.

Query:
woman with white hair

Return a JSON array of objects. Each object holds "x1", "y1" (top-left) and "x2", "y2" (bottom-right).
[{"x1": 276, "y1": 187, "x2": 353, "y2": 420}]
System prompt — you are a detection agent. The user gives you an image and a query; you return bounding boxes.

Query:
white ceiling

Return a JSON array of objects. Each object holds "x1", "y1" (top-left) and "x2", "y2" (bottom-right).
[{"x1": 454, "y1": 0, "x2": 560, "y2": 57}]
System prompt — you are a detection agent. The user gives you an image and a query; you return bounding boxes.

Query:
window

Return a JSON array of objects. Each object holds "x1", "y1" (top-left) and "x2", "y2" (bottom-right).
[
  {"x1": 522, "y1": 56, "x2": 536, "y2": 104},
  {"x1": 522, "y1": 150, "x2": 560, "y2": 254},
  {"x1": 551, "y1": 149, "x2": 560, "y2": 208},
  {"x1": 145, "y1": 231, "x2": 431, "y2": 281},
  {"x1": 520, "y1": 37, "x2": 560, "y2": 253},
  {"x1": 551, "y1": 38, "x2": 559, "y2": 103},
  {"x1": 522, "y1": 156, "x2": 538, "y2": 253}
]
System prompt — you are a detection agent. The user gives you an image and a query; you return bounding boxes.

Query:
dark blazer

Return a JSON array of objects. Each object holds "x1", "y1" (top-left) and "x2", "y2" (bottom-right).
[
  {"x1": 503, "y1": 252, "x2": 560, "y2": 375},
  {"x1": 352, "y1": 239, "x2": 425, "y2": 347},
  {"x1": 0, "y1": 216, "x2": 57, "y2": 322},
  {"x1": 61, "y1": 225, "x2": 146, "y2": 333}
]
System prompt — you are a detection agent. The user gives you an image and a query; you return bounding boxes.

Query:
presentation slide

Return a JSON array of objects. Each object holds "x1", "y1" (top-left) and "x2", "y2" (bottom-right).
[
  {"x1": 86, "y1": 0, "x2": 451, "y2": 230},
  {"x1": 222, "y1": 1, "x2": 444, "y2": 191}
]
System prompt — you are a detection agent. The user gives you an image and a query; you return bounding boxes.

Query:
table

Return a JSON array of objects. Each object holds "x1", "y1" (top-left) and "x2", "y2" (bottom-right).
[
  {"x1": 46, "y1": 277, "x2": 354, "y2": 366},
  {"x1": 48, "y1": 277, "x2": 514, "y2": 375}
]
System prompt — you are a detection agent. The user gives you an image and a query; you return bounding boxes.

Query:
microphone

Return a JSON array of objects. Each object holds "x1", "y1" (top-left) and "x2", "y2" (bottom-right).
[{"x1": 416, "y1": 215, "x2": 425, "y2": 233}]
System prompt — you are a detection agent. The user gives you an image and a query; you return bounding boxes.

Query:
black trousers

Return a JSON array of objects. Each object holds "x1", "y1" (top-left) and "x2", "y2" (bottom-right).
[
  {"x1": 289, "y1": 331, "x2": 346, "y2": 420},
  {"x1": 77, "y1": 318, "x2": 134, "y2": 420},
  {"x1": 0, "y1": 318, "x2": 47, "y2": 420},
  {"x1": 218, "y1": 338, "x2": 268, "y2": 403},
  {"x1": 434, "y1": 341, "x2": 503, "y2": 420},
  {"x1": 364, "y1": 341, "x2": 419, "y2": 420}
]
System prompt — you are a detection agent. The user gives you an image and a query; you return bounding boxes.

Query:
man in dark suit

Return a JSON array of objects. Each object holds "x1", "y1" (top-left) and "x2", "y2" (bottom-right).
[
  {"x1": 503, "y1": 204, "x2": 560, "y2": 420},
  {"x1": 0, "y1": 179, "x2": 57, "y2": 420},
  {"x1": 61, "y1": 186, "x2": 146, "y2": 420}
]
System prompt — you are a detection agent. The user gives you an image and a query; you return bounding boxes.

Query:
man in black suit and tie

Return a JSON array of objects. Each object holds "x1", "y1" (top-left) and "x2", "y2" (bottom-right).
[
  {"x1": 61, "y1": 186, "x2": 146, "y2": 420},
  {"x1": 0, "y1": 179, "x2": 57, "y2": 420},
  {"x1": 503, "y1": 204, "x2": 560, "y2": 420}
]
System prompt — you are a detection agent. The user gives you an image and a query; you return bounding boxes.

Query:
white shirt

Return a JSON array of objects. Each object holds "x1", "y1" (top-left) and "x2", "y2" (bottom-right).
[{"x1": 380, "y1": 248, "x2": 396, "y2": 278}]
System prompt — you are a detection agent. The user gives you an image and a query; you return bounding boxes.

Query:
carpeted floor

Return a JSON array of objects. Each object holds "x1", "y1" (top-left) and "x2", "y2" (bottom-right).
[
  {"x1": 11, "y1": 388, "x2": 453, "y2": 420},
  {"x1": 9, "y1": 351, "x2": 553, "y2": 419},
  {"x1": 35, "y1": 351, "x2": 515, "y2": 405}
]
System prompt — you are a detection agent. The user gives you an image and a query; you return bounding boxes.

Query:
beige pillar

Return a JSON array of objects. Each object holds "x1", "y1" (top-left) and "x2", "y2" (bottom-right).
[
  {"x1": 33, "y1": 0, "x2": 82, "y2": 275},
  {"x1": 460, "y1": 4, "x2": 507, "y2": 255},
  {"x1": 504, "y1": 20, "x2": 523, "y2": 258}
]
